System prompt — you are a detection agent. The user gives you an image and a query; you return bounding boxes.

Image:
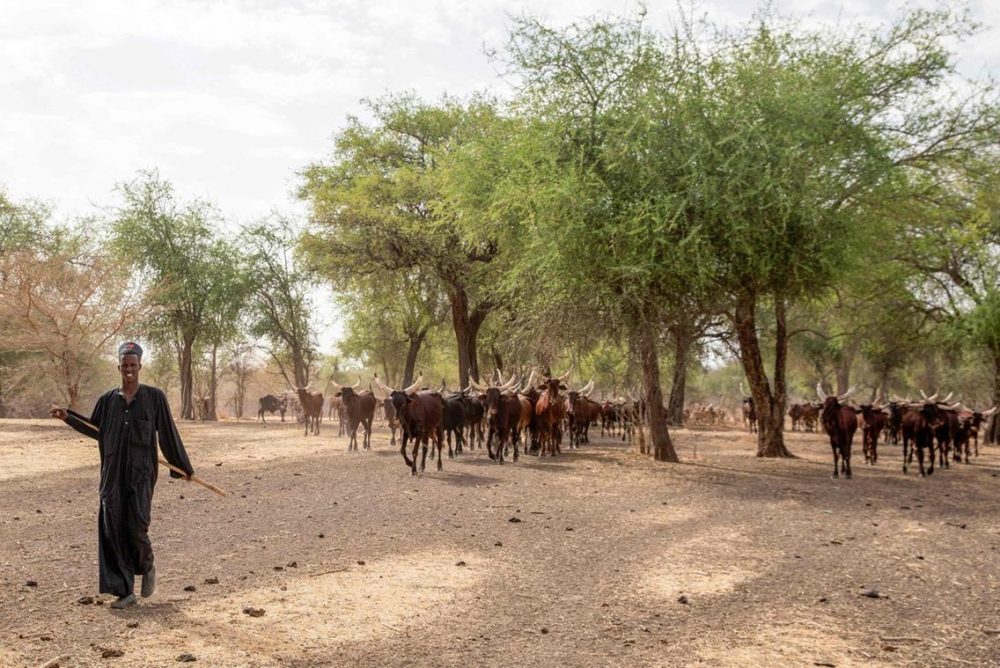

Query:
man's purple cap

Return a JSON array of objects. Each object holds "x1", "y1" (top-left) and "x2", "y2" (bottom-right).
[{"x1": 118, "y1": 341, "x2": 143, "y2": 361}]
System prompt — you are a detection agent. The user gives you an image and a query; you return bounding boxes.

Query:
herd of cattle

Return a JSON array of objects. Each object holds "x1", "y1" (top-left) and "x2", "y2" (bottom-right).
[
  {"x1": 256, "y1": 373, "x2": 997, "y2": 478},
  {"x1": 256, "y1": 368, "x2": 641, "y2": 475},
  {"x1": 746, "y1": 385, "x2": 998, "y2": 478}
]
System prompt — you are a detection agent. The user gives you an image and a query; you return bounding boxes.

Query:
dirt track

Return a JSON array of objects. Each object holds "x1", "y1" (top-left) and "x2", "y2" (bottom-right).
[{"x1": 1, "y1": 418, "x2": 999, "y2": 667}]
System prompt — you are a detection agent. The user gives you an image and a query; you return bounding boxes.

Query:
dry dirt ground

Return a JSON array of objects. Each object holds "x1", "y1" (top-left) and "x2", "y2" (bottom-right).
[{"x1": 1, "y1": 417, "x2": 999, "y2": 667}]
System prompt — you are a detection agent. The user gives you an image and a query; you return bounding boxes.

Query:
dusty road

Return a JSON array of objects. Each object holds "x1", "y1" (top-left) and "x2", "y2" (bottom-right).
[{"x1": 1, "y1": 418, "x2": 999, "y2": 667}]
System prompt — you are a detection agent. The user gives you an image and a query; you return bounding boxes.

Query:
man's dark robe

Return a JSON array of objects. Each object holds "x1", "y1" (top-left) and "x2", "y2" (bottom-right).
[{"x1": 64, "y1": 385, "x2": 193, "y2": 597}]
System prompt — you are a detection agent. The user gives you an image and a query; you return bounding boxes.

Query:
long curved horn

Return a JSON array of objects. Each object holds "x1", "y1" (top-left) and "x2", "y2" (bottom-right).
[
  {"x1": 837, "y1": 386, "x2": 855, "y2": 402},
  {"x1": 372, "y1": 374, "x2": 395, "y2": 396},
  {"x1": 816, "y1": 381, "x2": 827, "y2": 401},
  {"x1": 580, "y1": 379, "x2": 595, "y2": 397},
  {"x1": 352, "y1": 376, "x2": 361, "y2": 389},
  {"x1": 940, "y1": 391, "x2": 953, "y2": 403},
  {"x1": 403, "y1": 375, "x2": 422, "y2": 395},
  {"x1": 499, "y1": 371, "x2": 519, "y2": 391},
  {"x1": 557, "y1": 363, "x2": 574, "y2": 381},
  {"x1": 524, "y1": 369, "x2": 537, "y2": 390},
  {"x1": 919, "y1": 388, "x2": 928, "y2": 400},
  {"x1": 981, "y1": 405, "x2": 998, "y2": 417},
  {"x1": 469, "y1": 378, "x2": 488, "y2": 392},
  {"x1": 740, "y1": 381, "x2": 747, "y2": 396}
]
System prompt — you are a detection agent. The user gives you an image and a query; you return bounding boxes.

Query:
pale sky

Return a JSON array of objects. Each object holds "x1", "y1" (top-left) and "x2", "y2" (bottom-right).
[{"x1": 3, "y1": 0, "x2": 999, "y2": 353}]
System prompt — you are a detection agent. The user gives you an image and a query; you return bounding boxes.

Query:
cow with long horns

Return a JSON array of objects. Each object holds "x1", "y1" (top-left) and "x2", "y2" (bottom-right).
[
  {"x1": 295, "y1": 386, "x2": 324, "y2": 436},
  {"x1": 471, "y1": 371, "x2": 521, "y2": 463},
  {"x1": 858, "y1": 402, "x2": 889, "y2": 465},
  {"x1": 372, "y1": 375, "x2": 444, "y2": 475},
  {"x1": 333, "y1": 378, "x2": 377, "y2": 452},
  {"x1": 565, "y1": 380, "x2": 600, "y2": 447},
  {"x1": 534, "y1": 367, "x2": 572, "y2": 456},
  {"x1": 818, "y1": 382, "x2": 859, "y2": 479},
  {"x1": 900, "y1": 390, "x2": 946, "y2": 476}
]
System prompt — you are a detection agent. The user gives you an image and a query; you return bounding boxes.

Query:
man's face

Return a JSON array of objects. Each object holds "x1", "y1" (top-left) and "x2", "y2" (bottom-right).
[{"x1": 118, "y1": 354, "x2": 141, "y2": 384}]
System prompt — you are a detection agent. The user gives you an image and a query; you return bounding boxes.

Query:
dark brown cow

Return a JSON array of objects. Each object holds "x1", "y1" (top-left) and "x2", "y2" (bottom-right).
[
  {"x1": 818, "y1": 383, "x2": 858, "y2": 479},
  {"x1": 471, "y1": 372, "x2": 521, "y2": 463},
  {"x1": 956, "y1": 404, "x2": 998, "y2": 461},
  {"x1": 565, "y1": 380, "x2": 600, "y2": 448},
  {"x1": 901, "y1": 392, "x2": 944, "y2": 476},
  {"x1": 295, "y1": 387, "x2": 324, "y2": 436},
  {"x1": 257, "y1": 394, "x2": 287, "y2": 422},
  {"x1": 535, "y1": 369, "x2": 571, "y2": 457},
  {"x1": 788, "y1": 403, "x2": 804, "y2": 431},
  {"x1": 858, "y1": 404, "x2": 888, "y2": 465},
  {"x1": 333, "y1": 380, "x2": 377, "y2": 452},
  {"x1": 373, "y1": 375, "x2": 444, "y2": 475},
  {"x1": 800, "y1": 403, "x2": 820, "y2": 432}
]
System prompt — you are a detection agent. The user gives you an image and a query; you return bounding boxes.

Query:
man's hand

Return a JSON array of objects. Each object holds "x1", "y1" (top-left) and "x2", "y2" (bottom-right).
[{"x1": 49, "y1": 405, "x2": 68, "y2": 420}]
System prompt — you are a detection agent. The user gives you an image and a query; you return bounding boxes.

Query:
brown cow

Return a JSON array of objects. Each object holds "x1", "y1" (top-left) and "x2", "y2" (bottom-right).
[
  {"x1": 333, "y1": 379, "x2": 377, "y2": 452},
  {"x1": 328, "y1": 395, "x2": 347, "y2": 436},
  {"x1": 902, "y1": 397, "x2": 946, "y2": 476},
  {"x1": 565, "y1": 380, "x2": 599, "y2": 447},
  {"x1": 471, "y1": 372, "x2": 520, "y2": 463},
  {"x1": 535, "y1": 368, "x2": 571, "y2": 456},
  {"x1": 818, "y1": 383, "x2": 858, "y2": 479},
  {"x1": 373, "y1": 375, "x2": 444, "y2": 475},
  {"x1": 858, "y1": 403, "x2": 888, "y2": 465},
  {"x1": 295, "y1": 387, "x2": 324, "y2": 436}
]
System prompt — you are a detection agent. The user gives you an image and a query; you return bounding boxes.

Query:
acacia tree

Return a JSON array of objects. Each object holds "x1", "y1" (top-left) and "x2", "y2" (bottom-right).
[
  {"x1": 112, "y1": 170, "x2": 236, "y2": 419},
  {"x1": 298, "y1": 94, "x2": 501, "y2": 387},
  {"x1": 0, "y1": 234, "x2": 146, "y2": 409},
  {"x1": 903, "y1": 159, "x2": 1000, "y2": 442},
  {"x1": 669, "y1": 9, "x2": 999, "y2": 457},
  {"x1": 449, "y1": 14, "x2": 708, "y2": 462},
  {"x1": 337, "y1": 270, "x2": 445, "y2": 386},
  {"x1": 241, "y1": 218, "x2": 318, "y2": 389},
  {"x1": 0, "y1": 189, "x2": 50, "y2": 416}
]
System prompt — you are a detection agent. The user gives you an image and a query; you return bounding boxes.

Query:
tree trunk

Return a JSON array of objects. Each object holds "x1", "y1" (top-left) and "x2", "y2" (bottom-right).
[
  {"x1": 734, "y1": 292, "x2": 793, "y2": 458},
  {"x1": 449, "y1": 287, "x2": 473, "y2": 389},
  {"x1": 989, "y1": 350, "x2": 1000, "y2": 445},
  {"x1": 402, "y1": 327, "x2": 428, "y2": 387},
  {"x1": 179, "y1": 332, "x2": 195, "y2": 419},
  {"x1": 292, "y1": 343, "x2": 308, "y2": 388},
  {"x1": 208, "y1": 343, "x2": 219, "y2": 421},
  {"x1": 447, "y1": 284, "x2": 490, "y2": 387},
  {"x1": 634, "y1": 322, "x2": 678, "y2": 462},
  {"x1": 666, "y1": 326, "x2": 691, "y2": 427}
]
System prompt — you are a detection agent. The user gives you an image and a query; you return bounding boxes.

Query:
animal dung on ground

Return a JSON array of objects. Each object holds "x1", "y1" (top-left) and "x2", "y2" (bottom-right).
[
  {"x1": 176, "y1": 653, "x2": 197, "y2": 662},
  {"x1": 77, "y1": 596, "x2": 94, "y2": 605},
  {"x1": 203, "y1": 577, "x2": 219, "y2": 584},
  {"x1": 455, "y1": 560, "x2": 467, "y2": 567},
  {"x1": 100, "y1": 648, "x2": 124, "y2": 658},
  {"x1": 183, "y1": 585, "x2": 196, "y2": 592},
  {"x1": 25, "y1": 580, "x2": 38, "y2": 587},
  {"x1": 508, "y1": 517, "x2": 522, "y2": 523},
  {"x1": 861, "y1": 589, "x2": 887, "y2": 599},
  {"x1": 677, "y1": 595, "x2": 689, "y2": 604},
  {"x1": 242, "y1": 606, "x2": 266, "y2": 617}
]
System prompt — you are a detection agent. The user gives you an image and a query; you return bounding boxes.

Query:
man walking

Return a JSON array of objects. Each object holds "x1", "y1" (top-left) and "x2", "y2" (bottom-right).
[{"x1": 50, "y1": 341, "x2": 194, "y2": 609}]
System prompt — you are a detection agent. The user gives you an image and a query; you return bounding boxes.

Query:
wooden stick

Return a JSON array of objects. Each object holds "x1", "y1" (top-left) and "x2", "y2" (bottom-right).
[
  {"x1": 70, "y1": 414, "x2": 226, "y2": 497},
  {"x1": 36, "y1": 655, "x2": 71, "y2": 668}
]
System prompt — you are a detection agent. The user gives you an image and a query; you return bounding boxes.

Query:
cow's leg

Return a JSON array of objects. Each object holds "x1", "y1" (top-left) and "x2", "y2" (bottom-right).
[
  {"x1": 419, "y1": 434, "x2": 429, "y2": 472},
  {"x1": 411, "y1": 435, "x2": 421, "y2": 475},
  {"x1": 843, "y1": 442, "x2": 852, "y2": 479},
  {"x1": 401, "y1": 432, "x2": 415, "y2": 470},
  {"x1": 871, "y1": 434, "x2": 878, "y2": 465},
  {"x1": 446, "y1": 431, "x2": 454, "y2": 459},
  {"x1": 831, "y1": 442, "x2": 840, "y2": 479},
  {"x1": 436, "y1": 428, "x2": 444, "y2": 471}
]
